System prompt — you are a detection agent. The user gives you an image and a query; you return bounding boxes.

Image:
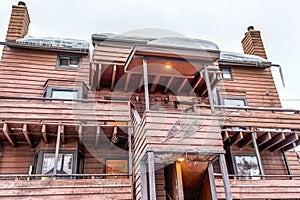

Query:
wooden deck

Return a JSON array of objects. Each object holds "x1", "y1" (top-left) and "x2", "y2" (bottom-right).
[
  {"x1": 215, "y1": 178, "x2": 300, "y2": 199},
  {"x1": 0, "y1": 177, "x2": 132, "y2": 200}
]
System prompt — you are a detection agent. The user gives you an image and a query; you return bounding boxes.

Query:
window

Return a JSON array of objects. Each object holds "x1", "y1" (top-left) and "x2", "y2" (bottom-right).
[
  {"x1": 223, "y1": 98, "x2": 247, "y2": 106},
  {"x1": 42, "y1": 153, "x2": 74, "y2": 175},
  {"x1": 220, "y1": 67, "x2": 232, "y2": 79},
  {"x1": 34, "y1": 151, "x2": 78, "y2": 179},
  {"x1": 51, "y1": 90, "x2": 78, "y2": 100},
  {"x1": 234, "y1": 155, "x2": 261, "y2": 180},
  {"x1": 104, "y1": 158, "x2": 128, "y2": 179},
  {"x1": 44, "y1": 87, "x2": 86, "y2": 101},
  {"x1": 57, "y1": 55, "x2": 81, "y2": 69}
]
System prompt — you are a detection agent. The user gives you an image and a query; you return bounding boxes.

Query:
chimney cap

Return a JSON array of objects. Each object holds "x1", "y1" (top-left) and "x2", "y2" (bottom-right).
[
  {"x1": 247, "y1": 26, "x2": 255, "y2": 31},
  {"x1": 18, "y1": 1, "x2": 26, "y2": 6}
]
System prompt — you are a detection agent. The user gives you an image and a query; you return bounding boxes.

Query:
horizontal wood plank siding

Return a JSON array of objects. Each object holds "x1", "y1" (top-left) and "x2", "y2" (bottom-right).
[
  {"x1": 0, "y1": 47, "x2": 89, "y2": 97},
  {"x1": 215, "y1": 179, "x2": 300, "y2": 199},
  {"x1": 0, "y1": 179, "x2": 132, "y2": 199},
  {"x1": 220, "y1": 66, "x2": 281, "y2": 108}
]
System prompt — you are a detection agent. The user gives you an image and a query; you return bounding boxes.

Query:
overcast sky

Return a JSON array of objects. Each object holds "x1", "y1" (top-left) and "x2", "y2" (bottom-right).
[{"x1": 1, "y1": 0, "x2": 299, "y2": 108}]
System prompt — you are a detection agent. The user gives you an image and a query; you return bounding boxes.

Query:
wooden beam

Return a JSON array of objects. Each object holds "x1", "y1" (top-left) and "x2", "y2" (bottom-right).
[
  {"x1": 271, "y1": 133, "x2": 299, "y2": 152},
  {"x1": 2, "y1": 123, "x2": 17, "y2": 147},
  {"x1": 150, "y1": 75, "x2": 160, "y2": 93},
  {"x1": 148, "y1": 152, "x2": 156, "y2": 200},
  {"x1": 110, "y1": 65, "x2": 117, "y2": 91},
  {"x1": 163, "y1": 77, "x2": 174, "y2": 94},
  {"x1": 222, "y1": 131, "x2": 229, "y2": 142},
  {"x1": 78, "y1": 125, "x2": 83, "y2": 146},
  {"x1": 257, "y1": 132, "x2": 272, "y2": 146},
  {"x1": 176, "y1": 162, "x2": 185, "y2": 200},
  {"x1": 259, "y1": 133, "x2": 285, "y2": 152},
  {"x1": 124, "y1": 73, "x2": 131, "y2": 92},
  {"x1": 60, "y1": 125, "x2": 65, "y2": 144},
  {"x1": 95, "y1": 126, "x2": 101, "y2": 149},
  {"x1": 22, "y1": 124, "x2": 33, "y2": 147},
  {"x1": 189, "y1": 77, "x2": 204, "y2": 96},
  {"x1": 96, "y1": 64, "x2": 102, "y2": 91},
  {"x1": 128, "y1": 121, "x2": 133, "y2": 175},
  {"x1": 224, "y1": 131, "x2": 243, "y2": 149},
  {"x1": 239, "y1": 132, "x2": 257, "y2": 147},
  {"x1": 137, "y1": 75, "x2": 144, "y2": 93},
  {"x1": 41, "y1": 124, "x2": 48, "y2": 144},
  {"x1": 176, "y1": 78, "x2": 188, "y2": 94},
  {"x1": 219, "y1": 154, "x2": 232, "y2": 200}
]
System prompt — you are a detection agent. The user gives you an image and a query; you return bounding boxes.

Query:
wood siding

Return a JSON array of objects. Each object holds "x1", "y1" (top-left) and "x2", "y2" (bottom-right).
[
  {"x1": 215, "y1": 179, "x2": 300, "y2": 199},
  {"x1": 0, "y1": 179, "x2": 132, "y2": 199},
  {"x1": 0, "y1": 47, "x2": 89, "y2": 97},
  {"x1": 220, "y1": 66, "x2": 281, "y2": 107}
]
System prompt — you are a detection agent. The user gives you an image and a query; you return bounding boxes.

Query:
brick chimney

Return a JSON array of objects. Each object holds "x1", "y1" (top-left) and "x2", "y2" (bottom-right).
[
  {"x1": 5, "y1": 1, "x2": 30, "y2": 41},
  {"x1": 241, "y1": 26, "x2": 267, "y2": 59}
]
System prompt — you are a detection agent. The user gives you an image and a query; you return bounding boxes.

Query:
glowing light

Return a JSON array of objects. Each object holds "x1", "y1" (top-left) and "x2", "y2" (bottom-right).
[
  {"x1": 165, "y1": 65, "x2": 171, "y2": 69},
  {"x1": 178, "y1": 157, "x2": 185, "y2": 162}
]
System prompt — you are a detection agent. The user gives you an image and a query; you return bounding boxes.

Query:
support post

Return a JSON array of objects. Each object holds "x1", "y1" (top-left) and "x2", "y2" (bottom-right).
[
  {"x1": 175, "y1": 161, "x2": 184, "y2": 200},
  {"x1": 53, "y1": 125, "x2": 61, "y2": 176},
  {"x1": 203, "y1": 64, "x2": 215, "y2": 114},
  {"x1": 143, "y1": 58, "x2": 150, "y2": 111},
  {"x1": 208, "y1": 162, "x2": 218, "y2": 200},
  {"x1": 282, "y1": 149, "x2": 292, "y2": 177},
  {"x1": 219, "y1": 154, "x2": 232, "y2": 200},
  {"x1": 128, "y1": 121, "x2": 133, "y2": 175},
  {"x1": 141, "y1": 161, "x2": 148, "y2": 200},
  {"x1": 148, "y1": 152, "x2": 156, "y2": 200},
  {"x1": 251, "y1": 132, "x2": 265, "y2": 176}
]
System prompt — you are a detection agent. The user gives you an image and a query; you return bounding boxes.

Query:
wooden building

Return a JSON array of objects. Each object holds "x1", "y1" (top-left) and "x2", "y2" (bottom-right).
[{"x1": 1, "y1": 2, "x2": 300, "y2": 200}]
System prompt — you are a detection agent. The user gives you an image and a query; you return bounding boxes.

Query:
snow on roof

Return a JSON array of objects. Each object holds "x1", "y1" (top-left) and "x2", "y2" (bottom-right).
[
  {"x1": 220, "y1": 51, "x2": 269, "y2": 64},
  {"x1": 147, "y1": 37, "x2": 219, "y2": 51},
  {"x1": 16, "y1": 36, "x2": 89, "y2": 50},
  {"x1": 93, "y1": 33, "x2": 219, "y2": 51}
]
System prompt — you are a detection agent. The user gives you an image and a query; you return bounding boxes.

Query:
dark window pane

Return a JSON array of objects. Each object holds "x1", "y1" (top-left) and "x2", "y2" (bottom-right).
[{"x1": 60, "y1": 58, "x2": 69, "y2": 66}]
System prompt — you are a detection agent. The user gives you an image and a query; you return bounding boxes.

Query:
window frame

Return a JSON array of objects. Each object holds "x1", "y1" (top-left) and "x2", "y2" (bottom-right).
[
  {"x1": 220, "y1": 67, "x2": 233, "y2": 80},
  {"x1": 232, "y1": 154, "x2": 261, "y2": 180},
  {"x1": 222, "y1": 97, "x2": 248, "y2": 107},
  {"x1": 56, "y1": 55, "x2": 81, "y2": 70},
  {"x1": 44, "y1": 86, "x2": 85, "y2": 100},
  {"x1": 34, "y1": 150, "x2": 78, "y2": 175},
  {"x1": 103, "y1": 157, "x2": 129, "y2": 174}
]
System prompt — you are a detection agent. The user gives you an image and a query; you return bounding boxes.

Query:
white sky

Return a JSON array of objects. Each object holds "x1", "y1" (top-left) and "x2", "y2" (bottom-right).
[{"x1": 0, "y1": 0, "x2": 299, "y2": 108}]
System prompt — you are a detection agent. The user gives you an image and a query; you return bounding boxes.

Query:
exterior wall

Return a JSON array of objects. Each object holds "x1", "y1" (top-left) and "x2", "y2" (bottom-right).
[
  {"x1": 220, "y1": 65, "x2": 281, "y2": 107},
  {"x1": 0, "y1": 46, "x2": 89, "y2": 98}
]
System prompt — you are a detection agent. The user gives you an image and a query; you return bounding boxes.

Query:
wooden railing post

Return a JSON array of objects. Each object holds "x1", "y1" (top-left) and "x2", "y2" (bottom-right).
[
  {"x1": 251, "y1": 131, "x2": 265, "y2": 177},
  {"x1": 208, "y1": 162, "x2": 218, "y2": 200},
  {"x1": 143, "y1": 58, "x2": 150, "y2": 111},
  {"x1": 219, "y1": 154, "x2": 232, "y2": 200},
  {"x1": 203, "y1": 64, "x2": 215, "y2": 114},
  {"x1": 141, "y1": 160, "x2": 148, "y2": 200},
  {"x1": 53, "y1": 125, "x2": 61, "y2": 175},
  {"x1": 148, "y1": 152, "x2": 156, "y2": 200}
]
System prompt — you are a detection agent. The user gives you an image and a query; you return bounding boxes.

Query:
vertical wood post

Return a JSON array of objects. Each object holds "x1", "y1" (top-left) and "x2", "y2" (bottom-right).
[
  {"x1": 251, "y1": 132, "x2": 265, "y2": 176},
  {"x1": 175, "y1": 161, "x2": 184, "y2": 200},
  {"x1": 148, "y1": 152, "x2": 156, "y2": 200},
  {"x1": 141, "y1": 161, "x2": 148, "y2": 200},
  {"x1": 208, "y1": 162, "x2": 218, "y2": 200},
  {"x1": 282, "y1": 149, "x2": 292, "y2": 178},
  {"x1": 53, "y1": 125, "x2": 61, "y2": 175},
  {"x1": 203, "y1": 64, "x2": 215, "y2": 114},
  {"x1": 128, "y1": 121, "x2": 133, "y2": 175},
  {"x1": 219, "y1": 154, "x2": 232, "y2": 200},
  {"x1": 143, "y1": 58, "x2": 150, "y2": 111}
]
